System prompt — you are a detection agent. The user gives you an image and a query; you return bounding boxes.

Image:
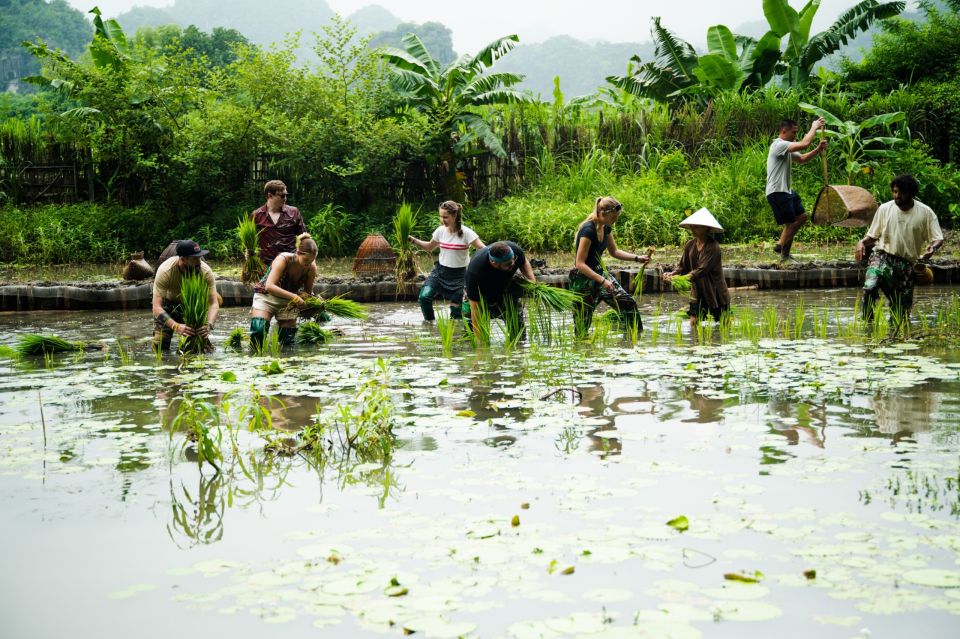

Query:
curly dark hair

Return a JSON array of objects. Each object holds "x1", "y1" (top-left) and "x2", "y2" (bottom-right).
[{"x1": 890, "y1": 174, "x2": 920, "y2": 198}]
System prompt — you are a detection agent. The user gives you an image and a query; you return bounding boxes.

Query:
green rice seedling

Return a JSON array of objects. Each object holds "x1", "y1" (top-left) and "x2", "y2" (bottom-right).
[
  {"x1": 696, "y1": 317, "x2": 714, "y2": 344},
  {"x1": 43, "y1": 351, "x2": 55, "y2": 369},
  {"x1": 649, "y1": 303, "x2": 662, "y2": 345},
  {"x1": 15, "y1": 334, "x2": 86, "y2": 357},
  {"x1": 296, "y1": 321, "x2": 336, "y2": 345},
  {"x1": 116, "y1": 339, "x2": 132, "y2": 366},
  {"x1": 626, "y1": 315, "x2": 640, "y2": 346},
  {"x1": 266, "y1": 328, "x2": 281, "y2": 358},
  {"x1": 392, "y1": 203, "x2": 420, "y2": 288},
  {"x1": 501, "y1": 297, "x2": 525, "y2": 349},
  {"x1": 436, "y1": 310, "x2": 456, "y2": 355},
  {"x1": 519, "y1": 280, "x2": 581, "y2": 312},
  {"x1": 470, "y1": 296, "x2": 492, "y2": 347},
  {"x1": 792, "y1": 300, "x2": 805, "y2": 340},
  {"x1": 169, "y1": 395, "x2": 223, "y2": 474},
  {"x1": 0, "y1": 344, "x2": 18, "y2": 360},
  {"x1": 718, "y1": 310, "x2": 733, "y2": 342},
  {"x1": 590, "y1": 310, "x2": 614, "y2": 346},
  {"x1": 179, "y1": 272, "x2": 214, "y2": 355},
  {"x1": 670, "y1": 274, "x2": 692, "y2": 294},
  {"x1": 293, "y1": 295, "x2": 368, "y2": 321},
  {"x1": 762, "y1": 306, "x2": 779, "y2": 339},
  {"x1": 226, "y1": 327, "x2": 245, "y2": 351},
  {"x1": 237, "y1": 216, "x2": 265, "y2": 284},
  {"x1": 673, "y1": 315, "x2": 685, "y2": 345}
]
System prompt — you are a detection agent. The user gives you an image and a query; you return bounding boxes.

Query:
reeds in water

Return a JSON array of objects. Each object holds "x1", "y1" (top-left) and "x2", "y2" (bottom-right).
[
  {"x1": 237, "y1": 216, "x2": 265, "y2": 284},
  {"x1": 179, "y1": 272, "x2": 214, "y2": 354},
  {"x1": 470, "y1": 297, "x2": 492, "y2": 347},
  {"x1": 436, "y1": 310, "x2": 456, "y2": 355},
  {"x1": 15, "y1": 334, "x2": 85, "y2": 356}
]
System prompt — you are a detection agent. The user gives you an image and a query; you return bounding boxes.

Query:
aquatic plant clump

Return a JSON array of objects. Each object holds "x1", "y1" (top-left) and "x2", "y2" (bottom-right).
[
  {"x1": 237, "y1": 216, "x2": 265, "y2": 284},
  {"x1": 291, "y1": 295, "x2": 368, "y2": 322},
  {"x1": 179, "y1": 272, "x2": 214, "y2": 354},
  {"x1": 519, "y1": 280, "x2": 581, "y2": 312},
  {"x1": 226, "y1": 327, "x2": 245, "y2": 351},
  {"x1": 670, "y1": 274, "x2": 693, "y2": 294},
  {"x1": 15, "y1": 334, "x2": 86, "y2": 356},
  {"x1": 296, "y1": 322, "x2": 337, "y2": 345}
]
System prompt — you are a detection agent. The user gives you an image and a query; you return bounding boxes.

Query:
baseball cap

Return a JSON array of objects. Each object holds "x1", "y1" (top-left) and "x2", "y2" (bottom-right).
[{"x1": 175, "y1": 239, "x2": 209, "y2": 258}]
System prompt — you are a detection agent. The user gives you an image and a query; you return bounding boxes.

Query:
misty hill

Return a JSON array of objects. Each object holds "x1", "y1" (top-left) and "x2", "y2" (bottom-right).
[
  {"x1": 348, "y1": 4, "x2": 402, "y2": 35},
  {"x1": 112, "y1": 0, "x2": 335, "y2": 47},
  {"x1": 493, "y1": 36, "x2": 656, "y2": 99}
]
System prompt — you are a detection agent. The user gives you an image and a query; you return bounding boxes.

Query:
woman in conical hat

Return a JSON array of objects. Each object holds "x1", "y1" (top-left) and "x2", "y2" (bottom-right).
[{"x1": 663, "y1": 207, "x2": 730, "y2": 326}]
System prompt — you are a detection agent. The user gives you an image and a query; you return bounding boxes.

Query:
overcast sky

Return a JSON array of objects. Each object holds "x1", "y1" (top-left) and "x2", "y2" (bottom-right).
[{"x1": 70, "y1": 0, "x2": 917, "y2": 52}]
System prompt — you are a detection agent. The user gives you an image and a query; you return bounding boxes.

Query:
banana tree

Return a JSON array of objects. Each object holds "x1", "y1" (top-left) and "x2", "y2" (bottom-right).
[
  {"x1": 764, "y1": 0, "x2": 905, "y2": 88},
  {"x1": 607, "y1": 18, "x2": 781, "y2": 104},
  {"x1": 799, "y1": 102, "x2": 906, "y2": 184},
  {"x1": 380, "y1": 33, "x2": 530, "y2": 199}
]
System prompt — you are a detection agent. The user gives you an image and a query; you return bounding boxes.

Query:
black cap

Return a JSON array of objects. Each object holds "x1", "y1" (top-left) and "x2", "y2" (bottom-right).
[{"x1": 176, "y1": 239, "x2": 209, "y2": 258}]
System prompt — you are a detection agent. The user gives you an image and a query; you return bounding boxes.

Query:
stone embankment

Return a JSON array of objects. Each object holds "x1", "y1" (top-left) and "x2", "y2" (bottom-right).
[{"x1": 2, "y1": 263, "x2": 959, "y2": 312}]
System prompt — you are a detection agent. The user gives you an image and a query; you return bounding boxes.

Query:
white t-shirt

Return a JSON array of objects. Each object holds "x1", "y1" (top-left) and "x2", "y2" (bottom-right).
[
  {"x1": 432, "y1": 224, "x2": 480, "y2": 268},
  {"x1": 866, "y1": 199, "x2": 943, "y2": 262},
  {"x1": 765, "y1": 138, "x2": 802, "y2": 195}
]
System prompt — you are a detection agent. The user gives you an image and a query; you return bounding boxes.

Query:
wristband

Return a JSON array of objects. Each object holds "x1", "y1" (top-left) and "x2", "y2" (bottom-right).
[{"x1": 157, "y1": 310, "x2": 172, "y2": 325}]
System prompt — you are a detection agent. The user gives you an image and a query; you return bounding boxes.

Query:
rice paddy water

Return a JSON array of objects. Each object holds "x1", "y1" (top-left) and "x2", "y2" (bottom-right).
[{"x1": 2, "y1": 287, "x2": 960, "y2": 638}]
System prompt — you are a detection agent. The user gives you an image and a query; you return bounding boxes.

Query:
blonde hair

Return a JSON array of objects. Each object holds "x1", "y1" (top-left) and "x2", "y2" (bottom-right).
[
  {"x1": 575, "y1": 196, "x2": 621, "y2": 248},
  {"x1": 295, "y1": 233, "x2": 318, "y2": 256}
]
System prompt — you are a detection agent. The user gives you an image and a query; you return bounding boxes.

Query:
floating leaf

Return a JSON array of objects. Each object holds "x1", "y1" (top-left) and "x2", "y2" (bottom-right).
[
  {"x1": 724, "y1": 571, "x2": 764, "y2": 584},
  {"x1": 456, "y1": 409, "x2": 476, "y2": 418},
  {"x1": 902, "y1": 569, "x2": 960, "y2": 588},
  {"x1": 511, "y1": 515, "x2": 520, "y2": 527},
  {"x1": 666, "y1": 515, "x2": 689, "y2": 532}
]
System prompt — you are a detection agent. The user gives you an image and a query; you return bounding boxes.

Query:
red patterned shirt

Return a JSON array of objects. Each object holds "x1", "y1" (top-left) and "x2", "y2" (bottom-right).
[{"x1": 252, "y1": 204, "x2": 307, "y2": 264}]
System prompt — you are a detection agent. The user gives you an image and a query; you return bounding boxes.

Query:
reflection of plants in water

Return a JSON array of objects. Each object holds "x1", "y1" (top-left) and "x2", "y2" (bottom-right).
[
  {"x1": 269, "y1": 358, "x2": 399, "y2": 464},
  {"x1": 330, "y1": 457, "x2": 404, "y2": 509},
  {"x1": 555, "y1": 425, "x2": 580, "y2": 455},
  {"x1": 167, "y1": 474, "x2": 226, "y2": 548},
  {"x1": 169, "y1": 395, "x2": 227, "y2": 474},
  {"x1": 231, "y1": 450, "x2": 292, "y2": 514}
]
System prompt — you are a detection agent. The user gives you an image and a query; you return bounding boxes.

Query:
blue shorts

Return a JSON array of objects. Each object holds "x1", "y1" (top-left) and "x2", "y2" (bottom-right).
[{"x1": 767, "y1": 191, "x2": 805, "y2": 225}]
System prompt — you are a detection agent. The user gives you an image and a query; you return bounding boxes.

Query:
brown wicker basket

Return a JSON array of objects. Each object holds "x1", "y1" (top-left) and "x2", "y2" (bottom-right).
[
  {"x1": 353, "y1": 234, "x2": 396, "y2": 275},
  {"x1": 158, "y1": 240, "x2": 180, "y2": 263},
  {"x1": 812, "y1": 185, "x2": 879, "y2": 227}
]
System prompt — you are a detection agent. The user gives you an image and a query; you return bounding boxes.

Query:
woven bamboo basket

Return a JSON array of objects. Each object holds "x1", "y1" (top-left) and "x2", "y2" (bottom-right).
[
  {"x1": 352, "y1": 234, "x2": 396, "y2": 275},
  {"x1": 158, "y1": 240, "x2": 180, "y2": 263},
  {"x1": 811, "y1": 131, "x2": 878, "y2": 227},
  {"x1": 914, "y1": 263, "x2": 935, "y2": 286}
]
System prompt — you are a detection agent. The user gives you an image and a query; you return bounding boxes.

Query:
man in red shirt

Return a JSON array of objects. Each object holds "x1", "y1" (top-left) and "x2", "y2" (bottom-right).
[{"x1": 251, "y1": 180, "x2": 307, "y2": 264}]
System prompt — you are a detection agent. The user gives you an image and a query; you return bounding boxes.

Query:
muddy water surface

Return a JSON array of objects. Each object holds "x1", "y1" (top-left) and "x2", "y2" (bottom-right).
[{"x1": 2, "y1": 289, "x2": 960, "y2": 638}]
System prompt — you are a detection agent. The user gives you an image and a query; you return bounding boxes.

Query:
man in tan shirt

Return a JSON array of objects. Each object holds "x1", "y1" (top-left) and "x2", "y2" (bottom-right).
[
  {"x1": 152, "y1": 240, "x2": 220, "y2": 350},
  {"x1": 855, "y1": 174, "x2": 943, "y2": 325}
]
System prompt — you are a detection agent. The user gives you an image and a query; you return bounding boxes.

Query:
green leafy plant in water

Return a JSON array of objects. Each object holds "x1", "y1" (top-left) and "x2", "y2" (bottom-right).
[
  {"x1": 226, "y1": 327, "x2": 245, "y2": 351},
  {"x1": 293, "y1": 295, "x2": 368, "y2": 321},
  {"x1": 262, "y1": 359, "x2": 283, "y2": 375},
  {"x1": 670, "y1": 274, "x2": 692, "y2": 293},
  {"x1": 179, "y1": 271, "x2": 213, "y2": 355},
  {"x1": 470, "y1": 296, "x2": 492, "y2": 347},
  {"x1": 762, "y1": 305, "x2": 779, "y2": 338},
  {"x1": 237, "y1": 215, "x2": 265, "y2": 284},
  {"x1": 115, "y1": 338, "x2": 132, "y2": 365},
  {"x1": 169, "y1": 395, "x2": 224, "y2": 474},
  {"x1": 296, "y1": 321, "x2": 336, "y2": 345},
  {"x1": 519, "y1": 280, "x2": 581, "y2": 312},
  {"x1": 436, "y1": 310, "x2": 456, "y2": 355},
  {"x1": 501, "y1": 296, "x2": 525, "y2": 348}
]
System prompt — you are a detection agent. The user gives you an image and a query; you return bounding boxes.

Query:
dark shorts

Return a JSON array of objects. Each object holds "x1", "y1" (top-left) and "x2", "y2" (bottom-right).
[{"x1": 767, "y1": 191, "x2": 805, "y2": 225}]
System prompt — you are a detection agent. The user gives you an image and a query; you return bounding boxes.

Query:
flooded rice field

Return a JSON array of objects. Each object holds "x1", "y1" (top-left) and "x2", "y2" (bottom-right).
[{"x1": 2, "y1": 288, "x2": 960, "y2": 638}]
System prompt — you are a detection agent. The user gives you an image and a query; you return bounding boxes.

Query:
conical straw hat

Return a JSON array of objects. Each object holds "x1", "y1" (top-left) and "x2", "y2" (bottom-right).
[{"x1": 679, "y1": 207, "x2": 723, "y2": 232}]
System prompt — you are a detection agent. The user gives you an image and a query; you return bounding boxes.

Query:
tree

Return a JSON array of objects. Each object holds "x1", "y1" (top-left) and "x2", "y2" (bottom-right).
[
  {"x1": 1, "y1": 0, "x2": 91, "y2": 91},
  {"x1": 606, "y1": 18, "x2": 780, "y2": 104},
  {"x1": 380, "y1": 33, "x2": 530, "y2": 199},
  {"x1": 763, "y1": 0, "x2": 905, "y2": 88},
  {"x1": 133, "y1": 24, "x2": 250, "y2": 70}
]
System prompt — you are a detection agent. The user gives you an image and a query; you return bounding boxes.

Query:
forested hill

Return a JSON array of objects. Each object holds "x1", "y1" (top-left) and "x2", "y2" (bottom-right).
[{"x1": 493, "y1": 36, "x2": 656, "y2": 99}]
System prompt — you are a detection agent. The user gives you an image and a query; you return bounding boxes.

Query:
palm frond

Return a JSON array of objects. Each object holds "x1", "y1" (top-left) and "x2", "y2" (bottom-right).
[
  {"x1": 462, "y1": 72, "x2": 526, "y2": 98},
  {"x1": 399, "y1": 33, "x2": 441, "y2": 77},
  {"x1": 379, "y1": 47, "x2": 432, "y2": 76},
  {"x1": 651, "y1": 17, "x2": 698, "y2": 82},
  {"x1": 801, "y1": 0, "x2": 905, "y2": 67},
  {"x1": 456, "y1": 112, "x2": 507, "y2": 158},
  {"x1": 469, "y1": 35, "x2": 520, "y2": 71}
]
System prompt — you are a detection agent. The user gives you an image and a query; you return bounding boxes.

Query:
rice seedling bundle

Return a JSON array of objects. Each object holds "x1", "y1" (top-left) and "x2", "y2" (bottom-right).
[
  {"x1": 670, "y1": 274, "x2": 693, "y2": 294},
  {"x1": 226, "y1": 327, "x2": 245, "y2": 350},
  {"x1": 237, "y1": 216, "x2": 265, "y2": 284},
  {"x1": 296, "y1": 322, "x2": 337, "y2": 345},
  {"x1": 179, "y1": 271, "x2": 214, "y2": 354},
  {"x1": 291, "y1": 295, "x2": 368, "y2": 321},
  {"x1": 519, "y1": 280, "x2": 581, "y2": 312},
  {"x1": 392, "y1": 203, "x2": 419, "y2": 284},
  {"x1": 15, "y1": 334, "x2": 85, "y2": 356}
]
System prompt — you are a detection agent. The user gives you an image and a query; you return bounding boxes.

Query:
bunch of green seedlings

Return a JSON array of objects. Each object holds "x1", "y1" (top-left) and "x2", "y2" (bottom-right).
[
  {"x1": 392, "y1": 202, "x2": 420, "y2": 289},
  {"x1": 15, "y1": 333, "x2": 87, "y2": 356},
  {"x1": 179, "y1": 272, "x2": 213, "y2": 354},
  {"x1": 291, "y1": 294, "x2": 368, "y2": 322},
  {"x1": 226, "y1": 327, "x2": 245, "y2": 350},
  {"x1": 237, "y1": 215, "x2": 265, "y2": 284},
  {"x1": 296, "y1": 321, "x2": 337, "y2": 345}
]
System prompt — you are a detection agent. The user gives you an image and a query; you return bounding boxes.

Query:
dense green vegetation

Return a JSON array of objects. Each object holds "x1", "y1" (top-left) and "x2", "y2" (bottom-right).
[{"x1": 0, "y1": 1, "x2": 958, "y2": 265}]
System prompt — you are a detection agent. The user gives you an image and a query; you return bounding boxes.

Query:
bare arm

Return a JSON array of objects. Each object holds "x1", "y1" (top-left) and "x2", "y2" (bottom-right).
[
  {"x1": 921, "y1": 239, "x2": 944, "y2": 261},
  {"x1": 574, "y1": 236, "x2": 607, "y2": 286},
  {"x1": 264, "y1": 255, "x2": 303, "y2": 303},
  {"x1": 470, "y1": 237, "x2": 486, "y2": 250},
  {"x1": 795, "y1": 140, "x2": 827, "y2": 164},
  {"x1": 519, "y1": 258, "x2": 536, "y2": 283},
  {"x1": 153, "y1": 293, "x2": 193, "y2": 336},
  {"x1": 855, "y1": 235, "x2": 878, "y2": 262},
  {"x1": 607, "y1": 234, "x2": 652, "y2": 264},
  {"x1": 206, "y1": 287, "x2": 220, "y2": 332},
  {"x1": 408, "y1": 236, "x2": 439, "y2": 251},
  {"x1": 787, "y1": 117, "x2": 826, "y2": 153}
]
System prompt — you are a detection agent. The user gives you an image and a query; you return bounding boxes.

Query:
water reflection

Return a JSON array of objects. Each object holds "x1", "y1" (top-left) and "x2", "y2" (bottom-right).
[{"x1": 167, "y1": 473, "x2": 226, "y2": 549}]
